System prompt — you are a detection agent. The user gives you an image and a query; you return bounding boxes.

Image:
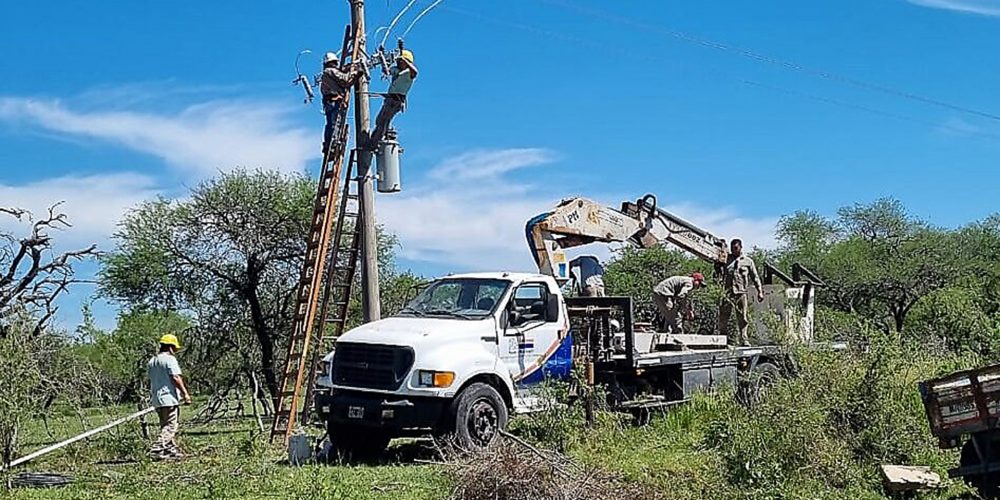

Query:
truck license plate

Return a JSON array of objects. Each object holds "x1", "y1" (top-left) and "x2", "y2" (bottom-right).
[{"x1": 348, "y1": 406, "x2": 364, "y2": 419}]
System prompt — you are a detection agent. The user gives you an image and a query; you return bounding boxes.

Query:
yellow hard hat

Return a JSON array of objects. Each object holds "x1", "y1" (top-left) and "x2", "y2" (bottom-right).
[
  {"x1": 159, "y1": 334, "x2": 181, "y2": 350},
  {"x1": 399, "y1": 49, "x2": 414, "y2": 63}
]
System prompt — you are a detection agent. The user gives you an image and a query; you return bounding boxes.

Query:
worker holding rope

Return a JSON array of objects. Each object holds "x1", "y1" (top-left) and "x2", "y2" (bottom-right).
[
  {"x1": 367, "y1": 49, "x2": 418, "y2": 150},
  {"x1": 148, "y1": 333, "x2": 192, "y2": 460}
]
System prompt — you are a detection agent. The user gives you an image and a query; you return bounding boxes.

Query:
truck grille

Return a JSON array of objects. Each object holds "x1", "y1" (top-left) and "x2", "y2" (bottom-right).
[{"x1": 332, "y1": 343, "x2": 414, "y2": 391}]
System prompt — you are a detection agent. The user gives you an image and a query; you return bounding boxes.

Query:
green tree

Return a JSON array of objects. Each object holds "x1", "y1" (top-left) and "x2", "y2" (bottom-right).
[
  {"x1": 100, "y1": 169, "x2": 313, "y2": 397},
  {"x1": 100, "y1": 169, "x2": 417, "y2": 398},
  {"x1": 776, "y1": 198, "x2": 963, "y2": 333}
]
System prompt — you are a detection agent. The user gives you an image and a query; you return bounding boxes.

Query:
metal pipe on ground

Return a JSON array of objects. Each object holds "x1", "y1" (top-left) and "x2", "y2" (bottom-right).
[{"x1": 1, "y1": 406, "x2": 156, "y2": 472}]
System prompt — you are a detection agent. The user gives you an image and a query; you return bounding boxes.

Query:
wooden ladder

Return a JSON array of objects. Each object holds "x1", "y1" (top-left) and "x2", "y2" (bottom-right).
[{"x1": 269, "y1": 26, "x2": 361, "y2": 444}]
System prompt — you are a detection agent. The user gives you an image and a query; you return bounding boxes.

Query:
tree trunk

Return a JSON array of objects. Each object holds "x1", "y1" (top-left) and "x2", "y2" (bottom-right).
[{"x1": 246, "y1": 286, "x2": 278, "y2": 399}]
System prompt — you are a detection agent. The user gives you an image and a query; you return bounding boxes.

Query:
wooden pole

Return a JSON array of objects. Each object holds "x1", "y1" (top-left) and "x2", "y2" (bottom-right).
[
  {"x1": 1, "y1": 406, "x2": 155, "y2": 472},
  {"x1": 348, "y1": 0, "x2": 382, "y2": 323}
]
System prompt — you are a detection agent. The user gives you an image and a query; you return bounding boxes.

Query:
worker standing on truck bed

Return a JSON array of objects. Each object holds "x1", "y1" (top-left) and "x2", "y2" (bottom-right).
[
  {"x1": 653, "y1": 272, "x2": 705, "y2": 333},
  {"x1": 148, "y1": 333, "x2": 192, "y2": 460},
  {"x1": 570, "y1": 255, "x2": 606, "y2": 297},
  {"x1": 367, "y1": 49, "x2": 418, "y2": 150},
  {"x1": 718, "y1": 239, "x2": 764, "y2": 346},
  {"x1": 320, "y1": 51, "x2": 362, "y2": 155}
]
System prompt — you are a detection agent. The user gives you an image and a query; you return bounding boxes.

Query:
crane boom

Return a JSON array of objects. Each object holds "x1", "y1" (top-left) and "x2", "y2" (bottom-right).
[{"x1": 526, "y1": 194, "x2": 728, "y2": 284}]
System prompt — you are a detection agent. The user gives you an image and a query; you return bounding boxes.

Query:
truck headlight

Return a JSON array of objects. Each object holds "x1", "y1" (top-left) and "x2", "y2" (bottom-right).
[{"x1": 418, "y1": 370, "x2": 455, "y2": 388}]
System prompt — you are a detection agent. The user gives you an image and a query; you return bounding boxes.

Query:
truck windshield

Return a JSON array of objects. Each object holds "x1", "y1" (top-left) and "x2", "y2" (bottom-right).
[{"x1": 398, "y1": 278, "x2": 510, "y2": 320}]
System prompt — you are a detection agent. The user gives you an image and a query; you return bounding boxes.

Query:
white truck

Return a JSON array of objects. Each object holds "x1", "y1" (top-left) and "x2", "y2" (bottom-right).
[
  {"x1": 314, "y1": 272, "x2": 571, "y2": 455},
  {"x1": 313, "y1": 195, "x2": 823, "y2": 457}
]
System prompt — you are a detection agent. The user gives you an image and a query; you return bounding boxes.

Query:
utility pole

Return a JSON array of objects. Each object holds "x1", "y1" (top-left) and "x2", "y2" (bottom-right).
[{"x1": 348, "y1": 0, "x2": 381, "y2": 322}]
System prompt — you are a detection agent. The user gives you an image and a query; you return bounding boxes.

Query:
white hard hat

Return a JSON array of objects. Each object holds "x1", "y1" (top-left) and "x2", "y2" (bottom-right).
[{"x1": 323, "y1": 52, "x2": 339, "y2": 64}]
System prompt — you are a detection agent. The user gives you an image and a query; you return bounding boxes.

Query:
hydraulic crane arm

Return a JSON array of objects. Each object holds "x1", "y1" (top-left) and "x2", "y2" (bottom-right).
[{"x1": 526, "y1": 194, "x2": 728, "y2": 284}]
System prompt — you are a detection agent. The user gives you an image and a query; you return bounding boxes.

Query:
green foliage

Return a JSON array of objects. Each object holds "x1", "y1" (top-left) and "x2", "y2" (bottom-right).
[
  {"x1": 0, "y1": 314, "x2": 101, "y2": 465},
  {"x1": 98, "y1": 169, "x2": 422, "y2": 397},
  {"x1": 704, "y1": 336, "x2": 975, "y2": 497},
  {"x1": 905, "y1": 287, "x2": 1000, "y2": 357},
  {"x1": 775, "y1": 197, "x2": 985, "y2": 338}
]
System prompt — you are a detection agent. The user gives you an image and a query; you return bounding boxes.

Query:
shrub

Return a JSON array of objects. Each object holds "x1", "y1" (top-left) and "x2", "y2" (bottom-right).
[{"x1": 704, "y1": 334, "x2": 977, "y2": 497}]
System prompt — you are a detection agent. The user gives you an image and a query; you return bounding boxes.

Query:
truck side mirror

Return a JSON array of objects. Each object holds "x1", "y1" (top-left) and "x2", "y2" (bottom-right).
[
  {"x1": 508, "y1": 309, "x2": 522, "y2": 327},
  {"x1": 546, "y1": 294, "x2": 560, "y2": 323}
]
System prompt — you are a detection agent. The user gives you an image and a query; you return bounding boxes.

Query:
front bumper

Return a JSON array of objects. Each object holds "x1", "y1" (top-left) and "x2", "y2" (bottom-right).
[{"x1": 315, "y1": 389, "x2": 449, "y2": 432}]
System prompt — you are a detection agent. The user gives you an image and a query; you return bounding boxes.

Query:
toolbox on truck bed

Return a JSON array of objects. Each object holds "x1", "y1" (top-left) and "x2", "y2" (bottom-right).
[{"x1": 919, "y1": 363, "x2": 1000, "y2": 447}]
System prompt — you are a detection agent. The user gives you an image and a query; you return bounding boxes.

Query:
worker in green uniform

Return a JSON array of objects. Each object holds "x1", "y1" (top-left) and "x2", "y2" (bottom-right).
[
  {"x1": 653, "y1": 272, "x2": 705, "y2": 333},
  {"x1": 718, "y1": 239, "x2": 764, "y2": 346}
]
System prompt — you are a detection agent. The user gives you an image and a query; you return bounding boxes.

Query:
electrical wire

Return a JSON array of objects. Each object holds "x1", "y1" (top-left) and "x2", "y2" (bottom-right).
[
  {"x1": 537, "y1": 0, "x2": 1000, "y2": 123},
  {"x1": 440, "y1": 4, "x2": 1000, "y2": 144},
  {"x1": 742, "y1": 80, "x2": 1000, "y2": 142},
  {"x1": 399, "y1": 0, "x2": 447, "y2": 40},
  {"x1": 380, "y1": 0, "x2": 419, "y2": 49}
]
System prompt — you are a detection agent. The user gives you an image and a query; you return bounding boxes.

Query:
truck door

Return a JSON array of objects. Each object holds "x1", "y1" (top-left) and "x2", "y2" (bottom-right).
[{"x1": 500, "y1": 281, "x2": 572, "y2": 387}]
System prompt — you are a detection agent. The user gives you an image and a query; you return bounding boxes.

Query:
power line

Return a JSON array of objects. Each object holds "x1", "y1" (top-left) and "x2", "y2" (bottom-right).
[
  {"x1": 440, "y1": 4, "x2": 1000, "y2": 144},
  {"x1": 400, "y1": 0, "x2": 447, "y2": 39},
  {"x1": 742, "y1": 80, "x2": 1000, "y2": 143},
  {"x1": 538, "y1": 0, "x2": 1000, "y2": 123}
]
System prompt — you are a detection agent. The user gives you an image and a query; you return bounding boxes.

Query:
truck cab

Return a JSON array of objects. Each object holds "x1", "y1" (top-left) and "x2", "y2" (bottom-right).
[{"x1": 314, "y1": 272, "x2": 571, "y2": 454}]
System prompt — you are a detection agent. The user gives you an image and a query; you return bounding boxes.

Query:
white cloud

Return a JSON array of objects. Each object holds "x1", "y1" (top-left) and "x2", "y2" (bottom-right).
[
  {"x1": 428, "y1": 148, "x2": 559, "y2": 181},
  {"x1": 379, "y1": 148, "x2": 778, "y2": 274},
  {"x1": 0, "y1": 97, "x2": 316, "y2": 177},
  {"x1": 907, "y1": 0, "x2": 1000, "y2": 16},
  {"x1": 0, "y1": 173, "x2": 160, "y2": 249}
]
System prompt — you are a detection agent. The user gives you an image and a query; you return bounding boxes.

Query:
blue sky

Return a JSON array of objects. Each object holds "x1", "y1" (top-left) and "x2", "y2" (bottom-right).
[{"x1": 2, "y1": 0, "x2": 999, "y2": 330}]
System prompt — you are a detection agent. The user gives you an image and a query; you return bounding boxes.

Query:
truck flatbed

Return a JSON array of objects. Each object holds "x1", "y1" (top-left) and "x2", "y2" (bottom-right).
[
  {"x1": 625, "y1": 345, "x2": 783, "y2": 368},
  {"x1": 565, "y1": 295, "x2": 790, "y2": 411}
]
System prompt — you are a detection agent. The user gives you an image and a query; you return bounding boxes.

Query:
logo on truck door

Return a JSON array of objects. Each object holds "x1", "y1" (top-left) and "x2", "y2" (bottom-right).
[{"x1": 508, "y1": 337, "x2": 535, "y2": 353}]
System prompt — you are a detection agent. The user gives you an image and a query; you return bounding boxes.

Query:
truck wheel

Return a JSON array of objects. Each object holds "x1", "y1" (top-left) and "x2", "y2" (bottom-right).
[
  {"x1": 443, "y1": 382, "x2": 508, "y2": 450},
  {"x1": 738, "y1": 361, "x2": 780, "y2": 406},
  {"x1": 960, "y1": 439, "x2": 1000, "y2": 498},
  {"x1": 327, "y1": 422, "x2": 390, "y2": 461}
]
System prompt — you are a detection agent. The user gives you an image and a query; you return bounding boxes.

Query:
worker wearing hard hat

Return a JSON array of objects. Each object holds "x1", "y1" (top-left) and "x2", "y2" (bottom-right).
[
  {"x1": 367, "y1": 49, "x2": 418, "y2": 150},
  {"x1": 320, "y1": 51, "x2": 362, "y2": 155},
  {"x1": 653, "y1": 272, "x2": 705, "y2": 334},
  {"x1": 147, "y1": 333, "x2": 192, "y2": 459}
]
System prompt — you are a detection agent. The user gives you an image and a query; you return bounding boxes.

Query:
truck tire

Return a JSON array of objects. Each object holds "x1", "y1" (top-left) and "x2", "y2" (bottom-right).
[
  {"x1": 738, "y1": 361, "x2": 780, "y2": 406},
  {"x1": 327, "y1": 421, "x2": 390, "y2": 461},
  {"x1": 442, "y1": 382, "x2": 508, "y2": 451},
  {"x1": 960, "y1": 439, "x2": 1000, "y2": 498}
]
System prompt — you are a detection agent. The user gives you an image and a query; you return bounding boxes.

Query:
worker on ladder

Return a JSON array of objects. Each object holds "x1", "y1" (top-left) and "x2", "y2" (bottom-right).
[
  {"x1": 366, "y1": 48, "x2": 418, "y2": 150},
  {"x1": 321, "y1": 51, "x2": 362, "y2": 155}
]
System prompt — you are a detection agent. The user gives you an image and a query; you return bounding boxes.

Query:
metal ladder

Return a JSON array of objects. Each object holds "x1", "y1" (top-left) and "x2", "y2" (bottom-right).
[{"x1": 269, "y1": 26, "x2": 362, "y2": 444}]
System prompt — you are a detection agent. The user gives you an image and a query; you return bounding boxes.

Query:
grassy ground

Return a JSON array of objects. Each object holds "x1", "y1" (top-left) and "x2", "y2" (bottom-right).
[
  {"x1": 2, "y1": 344, "x2": 975, "y2": 500},
  {"x1": 4, "y1": 403, "x2": 450, "y2": 500}
]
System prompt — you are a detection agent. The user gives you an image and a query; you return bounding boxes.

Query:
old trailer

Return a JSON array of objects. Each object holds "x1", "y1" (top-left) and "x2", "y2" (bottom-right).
[{"x1": 920, "y1": 363, "x2": 1000, "y2": 498}]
